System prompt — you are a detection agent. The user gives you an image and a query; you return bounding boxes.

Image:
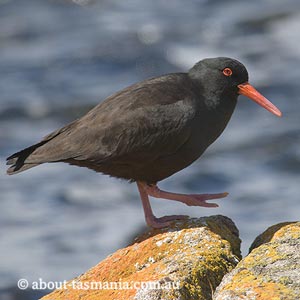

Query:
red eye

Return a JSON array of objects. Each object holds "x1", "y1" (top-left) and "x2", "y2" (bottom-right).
[{"x1": 223, "y1": 68, "x2": 233, "y2": 77}]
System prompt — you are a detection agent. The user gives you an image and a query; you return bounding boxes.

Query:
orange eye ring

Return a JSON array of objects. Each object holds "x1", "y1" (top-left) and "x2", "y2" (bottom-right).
[{"x1": 223, "y1": 68, "x2": 233, "y2": 77}]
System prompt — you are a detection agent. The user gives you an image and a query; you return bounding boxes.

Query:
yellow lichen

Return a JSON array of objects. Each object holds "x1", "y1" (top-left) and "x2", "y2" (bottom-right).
[
  {"x1": 272, "y1": 223, "x2": 300, "y2": 241},
  {"x1": 218, "y1": 222, "x2": 300, "y2": 300},
  {"x1": 42, "y1": 217, "x2": 240, "y2": 300}
]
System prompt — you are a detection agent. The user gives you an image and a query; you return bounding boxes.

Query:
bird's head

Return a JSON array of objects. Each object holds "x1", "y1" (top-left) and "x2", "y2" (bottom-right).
[{"x1": 189, "y1": 57, "x2": 282, "y2": 117}]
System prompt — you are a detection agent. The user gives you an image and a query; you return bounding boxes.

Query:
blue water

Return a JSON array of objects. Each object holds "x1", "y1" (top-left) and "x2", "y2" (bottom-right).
[{"x1": 1, "y1": 0, "x2": 300, "y2": 299}]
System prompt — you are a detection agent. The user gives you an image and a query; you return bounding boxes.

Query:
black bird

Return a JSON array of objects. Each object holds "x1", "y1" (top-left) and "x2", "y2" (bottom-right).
[{"x1": 6, "y1": 57, "x2": 281, "y2": 228}]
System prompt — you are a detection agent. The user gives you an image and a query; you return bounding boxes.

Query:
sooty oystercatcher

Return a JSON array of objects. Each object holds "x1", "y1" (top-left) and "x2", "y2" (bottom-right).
[{"x1": 6, "y1": 57, "x2": 282, "y2": 228}]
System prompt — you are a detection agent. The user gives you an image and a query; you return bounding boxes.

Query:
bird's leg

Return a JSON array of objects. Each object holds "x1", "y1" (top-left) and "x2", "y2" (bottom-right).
[
  {"x1": 144, "y1": 183, "x2": 228, "y2": 208},
  {"x1": 136, "y1": 181, "x2": 188, "y2": 229}
]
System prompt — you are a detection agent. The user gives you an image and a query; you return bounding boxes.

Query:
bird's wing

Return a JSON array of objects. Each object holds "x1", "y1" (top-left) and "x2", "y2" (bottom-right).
[
  {"x1": 78, "y1": 99, "x2": 195, "y2": 164},
  {"x1": 20, "y1": 74, "x2": 198, "y2": 165}
]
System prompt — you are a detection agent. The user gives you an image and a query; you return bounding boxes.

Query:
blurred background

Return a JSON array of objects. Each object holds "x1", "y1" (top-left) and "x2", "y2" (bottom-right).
[{"x1": 1, "y1": 0, "x2": 300, "y2": 299}]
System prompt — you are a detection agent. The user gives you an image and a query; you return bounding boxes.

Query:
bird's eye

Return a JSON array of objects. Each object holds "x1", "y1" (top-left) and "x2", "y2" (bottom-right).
[{"x1": 222, "y1": 68, "x2": 233, "y2": 77}]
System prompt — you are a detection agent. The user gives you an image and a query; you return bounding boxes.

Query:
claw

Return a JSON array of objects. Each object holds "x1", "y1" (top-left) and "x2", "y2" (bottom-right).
[{"x1": 184, "y1": 192, "x2": 228, "y2": 207}]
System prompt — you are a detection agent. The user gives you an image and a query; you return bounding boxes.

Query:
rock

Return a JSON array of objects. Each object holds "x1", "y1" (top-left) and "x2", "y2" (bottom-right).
[
  {"x1": 213, "y1": 222, "x2": 300, "y2": 300},
  {"x1": 42, "y1": 215, "x2": 241, "y2": 300}
]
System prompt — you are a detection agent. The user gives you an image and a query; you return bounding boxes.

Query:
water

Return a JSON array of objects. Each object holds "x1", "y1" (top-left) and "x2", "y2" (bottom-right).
[{"x1": 1, "y1": 0, "x2": 300, "y2": 299}]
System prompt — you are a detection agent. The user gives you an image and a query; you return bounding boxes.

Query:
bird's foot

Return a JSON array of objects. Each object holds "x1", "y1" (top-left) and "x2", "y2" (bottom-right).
[
  {"x1": 137, "y1": 181, "x2": 228, "y2": 229},
  {"x1": 180, "y1": 192, "x2": 228, "y2": 207},
  {"x1": 145, "y1": 184, "x2": 228, "y2": 208},
  {"x1": 146, "y1": 214, "x2": 188, "y2": 229}
]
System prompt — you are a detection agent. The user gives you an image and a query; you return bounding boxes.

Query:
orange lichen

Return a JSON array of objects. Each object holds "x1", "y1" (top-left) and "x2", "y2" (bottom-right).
[
  {"x1": 220, "y1": 270, "x2": 296, "y2": 300},
  {"x1": 42, "y1": 216, "x2": 240, "y2": 300}
]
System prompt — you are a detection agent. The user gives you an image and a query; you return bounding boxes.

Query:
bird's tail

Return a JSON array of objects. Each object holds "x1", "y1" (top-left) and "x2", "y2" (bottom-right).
[
  {"x1": 6, "y1": 141, "x2": 48, "y2": 175},
  {"x1": 6, "y1": 120, "x2": 78, "y2": 175}
]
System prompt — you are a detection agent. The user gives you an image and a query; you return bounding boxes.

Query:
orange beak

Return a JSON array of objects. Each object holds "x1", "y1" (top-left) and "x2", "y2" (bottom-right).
[{"x1": 238, "y1": 83, "x2": 282, "y2": 117}]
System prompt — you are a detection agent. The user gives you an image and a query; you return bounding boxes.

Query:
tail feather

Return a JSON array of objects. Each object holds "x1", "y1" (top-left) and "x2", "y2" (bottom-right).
[
  {"x1": 7, "y1": 162, "x2": 40, "y2": 175},
  {"x1": 6, "y1": 141, "x2": 48, "y2": 175},
  {"x1": 6, "y1": 120, "x2": 79, "y2": 175}
]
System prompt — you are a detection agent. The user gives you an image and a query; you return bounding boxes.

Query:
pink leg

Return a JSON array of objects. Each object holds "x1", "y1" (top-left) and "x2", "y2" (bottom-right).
[
  {"x1": 136, "y1": 181, "x2": 228, "y2": 229},
  {"x1": 136, "y1": 181, "x2": 188, "y2": 229},
  {"x1": 144, "y1": 184, "x2": 228, "y2": 208}
]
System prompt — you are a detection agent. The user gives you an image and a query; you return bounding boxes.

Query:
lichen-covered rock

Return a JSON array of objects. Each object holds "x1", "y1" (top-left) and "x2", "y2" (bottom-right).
[
  {"x1": 213, "y1": 222, "x2": 300, "y2": 300},
  {"x1": 42, "y1": 215, "x2": 241, "y2": 300}
]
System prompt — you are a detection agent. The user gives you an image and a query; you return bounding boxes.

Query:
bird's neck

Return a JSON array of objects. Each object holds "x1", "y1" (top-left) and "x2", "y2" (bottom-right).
[{"x1": 191, "y1": 80, "x2": 237, "y2": 114}]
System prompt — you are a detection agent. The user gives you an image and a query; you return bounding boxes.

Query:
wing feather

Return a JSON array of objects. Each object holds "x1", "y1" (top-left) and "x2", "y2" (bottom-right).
[{"x1": 9, "y1": 74, "x2": 198, "y2": 174}]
